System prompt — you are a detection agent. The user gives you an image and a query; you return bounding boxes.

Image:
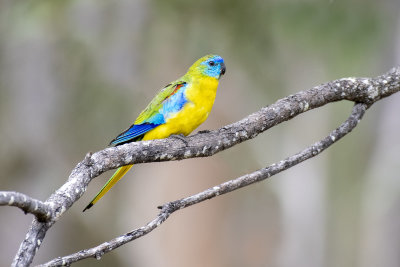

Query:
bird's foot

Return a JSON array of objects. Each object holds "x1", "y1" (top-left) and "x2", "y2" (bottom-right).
[{"x1": 170, "y1": 134, "x2": 188, "y2": 146}]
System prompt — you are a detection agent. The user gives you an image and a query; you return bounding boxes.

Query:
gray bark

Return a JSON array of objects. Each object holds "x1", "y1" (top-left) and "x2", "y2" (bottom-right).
[{"x1": 2, "y1": 67, "x2": 399, "y2": 266}]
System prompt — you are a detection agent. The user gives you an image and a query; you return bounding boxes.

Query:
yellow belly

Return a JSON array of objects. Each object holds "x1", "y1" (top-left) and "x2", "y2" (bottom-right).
[{"x1": 143, "y1": 77, "x2": 218, "y2": 141}]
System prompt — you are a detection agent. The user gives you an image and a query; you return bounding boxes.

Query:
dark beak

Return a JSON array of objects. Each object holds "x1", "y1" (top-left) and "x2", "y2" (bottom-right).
[{"x1": 220, "y1": 63, "x2": 226, "y2": 76}]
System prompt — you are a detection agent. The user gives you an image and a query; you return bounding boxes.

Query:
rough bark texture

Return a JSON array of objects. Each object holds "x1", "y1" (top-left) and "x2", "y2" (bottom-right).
[
  {"x1": 3, "y1": 67, "x2": 399, "y2": 266},
  {"x1": 39, "y1": 103, "x2": 368, "y2": 267},
  {"x1": 0, "y1": 191, "x2": 53, "y2": 222}
]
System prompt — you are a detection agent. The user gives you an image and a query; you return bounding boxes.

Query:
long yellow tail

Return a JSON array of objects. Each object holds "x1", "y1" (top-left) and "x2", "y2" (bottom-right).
[{"x1": 83, "y1": 164, "x2": 133, "y2": 211}]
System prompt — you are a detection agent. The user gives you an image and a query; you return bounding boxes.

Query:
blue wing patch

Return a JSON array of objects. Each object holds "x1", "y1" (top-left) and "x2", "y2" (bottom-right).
[
  {"x1": 160, "y1": 83, "x2": 188, "y2": 120},
  {"x1": 110, "y1": 82, "x2": 188, "y2": 146},
  {"x1": 110, "y1": 123, "x2": 158, "y2": 146}
]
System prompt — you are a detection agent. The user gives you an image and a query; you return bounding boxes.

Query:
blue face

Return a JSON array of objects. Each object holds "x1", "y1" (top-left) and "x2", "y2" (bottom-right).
[{"x1": 200, "y1": 55, "x2": 226, "y2": 79}]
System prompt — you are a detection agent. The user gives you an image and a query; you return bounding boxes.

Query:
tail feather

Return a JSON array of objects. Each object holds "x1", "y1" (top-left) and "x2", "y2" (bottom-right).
[{"x1": 83, "y1": 164, "x2": 133, "y2": 212}]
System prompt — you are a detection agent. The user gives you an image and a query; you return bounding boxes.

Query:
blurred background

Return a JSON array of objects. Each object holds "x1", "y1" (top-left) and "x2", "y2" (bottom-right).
[{"x1": 0, "y1": 0, "x2": 399, "y2": 266}]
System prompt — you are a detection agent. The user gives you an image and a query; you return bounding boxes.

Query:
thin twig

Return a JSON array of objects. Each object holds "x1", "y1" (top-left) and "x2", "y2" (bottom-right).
[
  {"x1": 11, "y1": 67, "x2": 400, "y2": 267},
  {"x1": 39, "y1": 103, "x2": 367, "y2": 266},
  {"x1": 0, "y1": 191, "x2": 52, "y2": 222}
]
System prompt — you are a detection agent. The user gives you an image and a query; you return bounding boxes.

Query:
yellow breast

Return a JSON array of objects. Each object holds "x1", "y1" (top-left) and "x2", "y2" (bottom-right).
[{"x1": 143, "y1": 77, "x2": 219, "y2": 141}]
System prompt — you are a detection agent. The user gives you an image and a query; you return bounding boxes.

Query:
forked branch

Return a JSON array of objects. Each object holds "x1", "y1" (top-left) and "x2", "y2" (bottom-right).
[
  {"x1": 0, "y1": 191, "x2": 53, "y2": 222},
  {"x1": 39, "y1": 103, "x2": 367, "y2": 266},
  {"x1": 7, "y1": 67, "x2": 400, "y2": 266}
]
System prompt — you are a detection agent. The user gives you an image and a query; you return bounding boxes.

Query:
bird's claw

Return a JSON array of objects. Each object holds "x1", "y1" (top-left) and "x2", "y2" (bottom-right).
[{"x1": 170, "y1": 134, "x2": 188, "y2": 145}]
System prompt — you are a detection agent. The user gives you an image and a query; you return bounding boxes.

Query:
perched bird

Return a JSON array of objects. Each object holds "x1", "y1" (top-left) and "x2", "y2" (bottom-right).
[{"x1": 83, "y1": 54, "x2": 226, "y2": 211}]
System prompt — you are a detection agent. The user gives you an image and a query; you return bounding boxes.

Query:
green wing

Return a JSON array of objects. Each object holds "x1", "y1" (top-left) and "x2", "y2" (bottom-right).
[{"x1": 134, "y1": 77, "x2": 187, "y2": 124}]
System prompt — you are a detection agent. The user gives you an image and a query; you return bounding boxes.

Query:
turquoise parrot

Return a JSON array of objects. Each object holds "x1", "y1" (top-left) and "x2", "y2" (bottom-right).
[{"x1": 84, "y1": 54, "x2": 226, "y2": 211}]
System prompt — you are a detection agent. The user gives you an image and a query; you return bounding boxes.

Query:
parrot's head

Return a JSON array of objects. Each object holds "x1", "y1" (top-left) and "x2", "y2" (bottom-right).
[{"x1": 189, "y1": 54, "x2": 226, "y2": 80}]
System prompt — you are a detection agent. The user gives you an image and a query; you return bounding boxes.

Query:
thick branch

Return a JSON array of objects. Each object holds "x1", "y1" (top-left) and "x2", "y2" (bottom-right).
[
  {"x1": 12, "y1": 67, "x2": 400, "y2": 267},
  {"x1": 0, "y1": 191, "x2": 52, "y2": 222},
  {"x1": 40, "y1": 103, "x2": 368, "y2": 266}
]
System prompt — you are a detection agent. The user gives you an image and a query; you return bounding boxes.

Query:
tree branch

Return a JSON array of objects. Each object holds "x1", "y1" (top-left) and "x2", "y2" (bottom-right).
[
  {"x1": 39, "y1": 103, "x2": 368, "y2": 266},
  {"x1": 9, "y1": 67, "x2": 400, "y2": 267},
  {"x1": 0, "y1": 191, "x2": 52, "y2": 222}
]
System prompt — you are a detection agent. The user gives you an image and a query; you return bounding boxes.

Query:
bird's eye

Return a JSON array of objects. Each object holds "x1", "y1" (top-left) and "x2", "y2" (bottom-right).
[{"x1": 208, "y1": 61, "x2": 215, "y2": 66}]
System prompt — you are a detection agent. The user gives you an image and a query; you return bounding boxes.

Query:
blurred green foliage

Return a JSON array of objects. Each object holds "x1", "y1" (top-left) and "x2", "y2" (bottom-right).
[{"x1": 0, "y1": 0, "x2": 399, "y2": 266}]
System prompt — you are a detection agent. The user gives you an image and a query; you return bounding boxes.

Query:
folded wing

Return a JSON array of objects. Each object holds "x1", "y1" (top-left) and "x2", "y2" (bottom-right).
[{"x1": 110, "y1": 81, "x2": 188, "y2": 146}]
